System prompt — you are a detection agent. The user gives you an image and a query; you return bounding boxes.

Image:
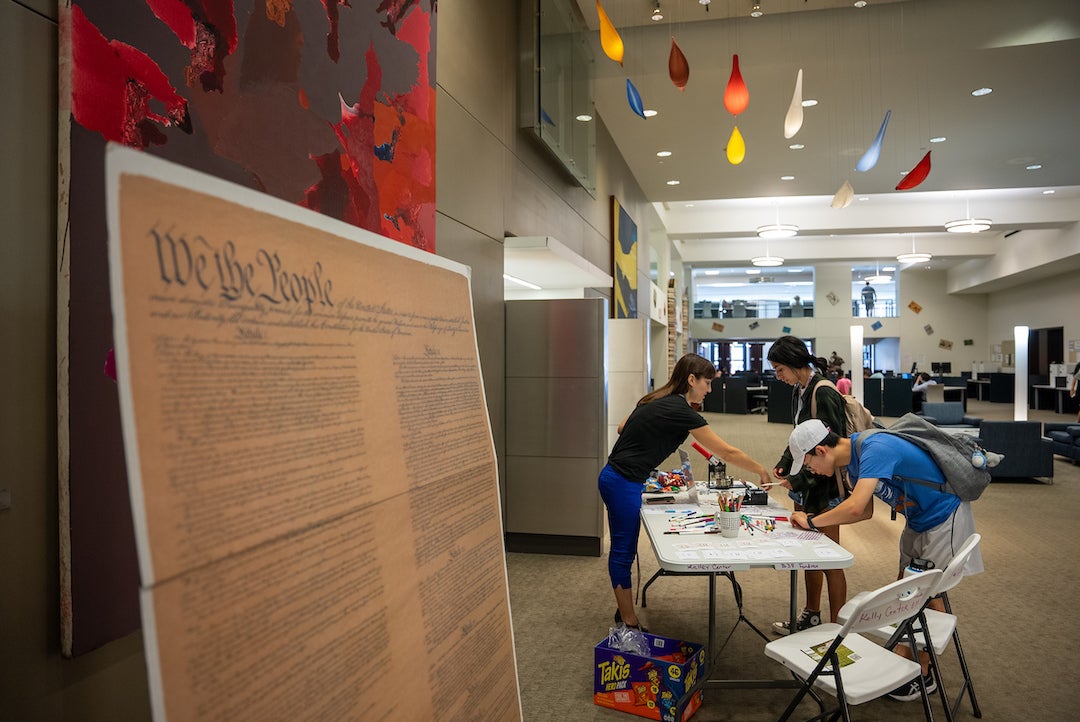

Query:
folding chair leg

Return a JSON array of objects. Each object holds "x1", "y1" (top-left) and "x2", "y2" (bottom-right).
[
  {"x1": 949, "y1": 628, "x2": 983, "y2": 718},
  {"x1": 941, "y1": 593, "x2": 982, "y2": 718}
]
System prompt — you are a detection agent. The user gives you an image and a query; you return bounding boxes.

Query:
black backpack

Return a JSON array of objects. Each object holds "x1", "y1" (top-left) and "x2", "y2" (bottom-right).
[{"x1": 853, "y1": 413, "x2": 996, "y2": 501}]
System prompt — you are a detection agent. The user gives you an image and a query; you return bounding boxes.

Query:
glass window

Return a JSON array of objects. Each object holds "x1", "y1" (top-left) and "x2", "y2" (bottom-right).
[
  {"x1": 851, "y1": 264, "x2": 898, "y2": 318},
  {"x1": 691, "y1": 266, "x2": 814, "y2": 319}
]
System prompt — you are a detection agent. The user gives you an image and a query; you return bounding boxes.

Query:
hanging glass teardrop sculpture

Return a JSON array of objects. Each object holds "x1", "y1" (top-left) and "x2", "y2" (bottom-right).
[
  {"x1": 724, "y1": 54, "x2": 749, "y2": 115},
  {"x1": 626, "y1": 78, "x2": 645, "y2": 118},
  {"x1": 896, "y1": 150, "x2": 932, "y2": 190},
  {"x1": 669, "y1": 38, "x2": 689, "y2": 90},
  {"x1": 784, "y1": 68, "x2": 804, "y2": 139},
  {"x1": 831, "y1": 179, "x2": 855, "y2": 208},
  {"x1": 596, "y1": 1, "x2": 624, "y2": 65},
  {"x1": 855, "y1": 109, "x2": 891, "y2": 172},
  {"x1": 727, "y1": 125, "x2": 746, "y2": 165}
]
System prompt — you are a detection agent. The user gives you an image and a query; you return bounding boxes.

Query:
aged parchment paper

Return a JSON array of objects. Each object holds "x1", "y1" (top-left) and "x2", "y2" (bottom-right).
[{"x1": 106, "y1": 146, "x2": 520, "y2": 721}]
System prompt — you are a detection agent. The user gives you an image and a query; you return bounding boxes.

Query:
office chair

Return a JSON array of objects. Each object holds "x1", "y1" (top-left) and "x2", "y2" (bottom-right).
[{"x1": 765, "y1": 570, "x2": 943, "y2": 722}]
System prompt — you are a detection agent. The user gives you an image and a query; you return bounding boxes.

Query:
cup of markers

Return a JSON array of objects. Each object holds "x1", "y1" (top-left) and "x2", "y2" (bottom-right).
[{"x1": 716, "y1": 492, "x2": 742, "y2": 538}]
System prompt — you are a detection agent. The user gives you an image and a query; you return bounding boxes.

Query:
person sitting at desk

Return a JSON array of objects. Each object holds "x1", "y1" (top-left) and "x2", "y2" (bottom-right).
[
  {"x1": 910, "y1": 372, "x2": 938, "y2": 413},
  {"x1": 766, "y1": 336, "x2": 850, "y2": 635},
  {"x1": 599, "y1": 353, "x2": 769, "y2": 632},
  {"x1": 786, "y1": 419, "x2": 983, "y2": 702}
]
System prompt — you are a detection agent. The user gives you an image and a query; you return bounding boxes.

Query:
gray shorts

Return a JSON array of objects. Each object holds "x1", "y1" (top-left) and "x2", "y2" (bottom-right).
[{"x1": 898, "y1": 502, "x2": 984, "y2": 578}]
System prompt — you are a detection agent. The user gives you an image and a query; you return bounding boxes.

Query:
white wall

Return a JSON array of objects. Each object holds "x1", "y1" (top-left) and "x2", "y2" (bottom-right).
[{"x1": 986, "y1": 273, "x2": 1080, "y2": 367}]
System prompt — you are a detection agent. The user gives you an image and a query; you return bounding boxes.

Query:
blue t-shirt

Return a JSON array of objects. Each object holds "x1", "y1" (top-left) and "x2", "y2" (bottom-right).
[{"x1": 848, "y1": 432, "x2": 961, "y2": 532}]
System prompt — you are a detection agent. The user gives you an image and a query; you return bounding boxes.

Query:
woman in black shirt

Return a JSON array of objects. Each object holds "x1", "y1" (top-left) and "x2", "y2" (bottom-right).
[{"x1": 600, "y1": 353, "x2": 768, "y2": 631}]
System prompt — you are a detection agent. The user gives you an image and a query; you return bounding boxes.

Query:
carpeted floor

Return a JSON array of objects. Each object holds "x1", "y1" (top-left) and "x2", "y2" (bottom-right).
[{"x1": 506, "y1": 400, "x2": 1080, "y2": 721}]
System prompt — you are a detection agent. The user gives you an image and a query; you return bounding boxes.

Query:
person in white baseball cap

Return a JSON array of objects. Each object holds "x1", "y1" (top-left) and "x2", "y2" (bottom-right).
[
  {"x1": 783, "y1": 417, "x2": 983, "y2": 702},
  {"x1": 787, "y1": 418, "x2": 831, "y2": 475}
]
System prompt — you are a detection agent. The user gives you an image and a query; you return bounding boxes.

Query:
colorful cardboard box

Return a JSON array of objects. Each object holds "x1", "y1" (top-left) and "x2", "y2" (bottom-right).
[{"x1": 594, "y1": 632, "x2": 706, "y2": 721}]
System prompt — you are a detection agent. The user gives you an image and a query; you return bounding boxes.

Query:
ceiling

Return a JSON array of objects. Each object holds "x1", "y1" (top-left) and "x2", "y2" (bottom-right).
[{"x1": 568, "y1": 0, "x2": 1080, "y2": 286}]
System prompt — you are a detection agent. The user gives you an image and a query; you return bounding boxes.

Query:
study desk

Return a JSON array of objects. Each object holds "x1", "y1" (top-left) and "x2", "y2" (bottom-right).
[
  {"x1": 967, "y1": 378, "x2": 990, "y2": 401},
  {"x1": 639, "y1": 498, "x2": 854, "y2": 690},
  {"x1": 1031, "y1": 384, "x2": 1074, "y2": 414}
]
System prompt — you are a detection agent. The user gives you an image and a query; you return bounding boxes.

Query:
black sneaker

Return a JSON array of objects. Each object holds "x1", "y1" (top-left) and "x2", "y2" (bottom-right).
[
  {"x1": 771, "y1": 609, "x2": 821, "y2": 635},
  {"x1": 613, "y1": 609, "x2": 648, "y2": 633},
  {"x1": 887, "y1": 673, "x2": 937, "y2": 702}
]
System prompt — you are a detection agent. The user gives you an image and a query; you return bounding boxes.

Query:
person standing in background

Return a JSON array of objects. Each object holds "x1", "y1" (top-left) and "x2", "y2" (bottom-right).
[
  {"x1": 861, "y1": 280, "x2": 877, "y2": 317},
  {"x1": 766, "y1": 336, "x2": 850, "y2": 634},
  {"x1": 1071, "y1": 361, "x2": 1080, "y2": 422},
  {"x1": 599, "y1": 353, "x2": 769, "y2": 632}
]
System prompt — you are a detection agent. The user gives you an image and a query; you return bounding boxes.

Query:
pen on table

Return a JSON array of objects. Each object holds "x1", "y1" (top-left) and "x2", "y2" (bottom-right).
[{"x1": 664, "y1": 529, "x2": 719, "y2": 534}]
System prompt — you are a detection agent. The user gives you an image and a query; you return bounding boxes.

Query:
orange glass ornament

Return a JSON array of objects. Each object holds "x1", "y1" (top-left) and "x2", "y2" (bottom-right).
[
  {"x1": 596, "y1": 1, "x2": 624, "y2": 65},
  {"x1": 669, "y1": 38, "x2": 689, "y2": 90},
  {"x1": 724, "y1": 54, "x2": 749, "y2": 115}
]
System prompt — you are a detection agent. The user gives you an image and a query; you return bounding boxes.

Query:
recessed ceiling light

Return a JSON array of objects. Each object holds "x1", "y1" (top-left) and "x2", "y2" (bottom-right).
[
  {"x1": 684, "y1": 203, "x2": 695, "y2": 207},
  {"x1": 801, "y1": 99, "x2": 818, "y2": 108},
  {"x1": 643, "y1": 109, "x2": 658, "y2": 118},
  {"x1": 1043, "y1": 190, "x2": 1056, "y2": 195},
  {"x1": 854, "y1": 1, "x2": 868, "y2": 7},
  {"x1": 858, "y1": 196, "x2": 869, "y2": 201},
  {"x1": 656, "y1": 150, "x2": 672, "y2": 157},
  {"x1": 971, "y1": 87, "x2": 993, "y2": 97},
  {"x1": 666, "y1": 179, "x2": 680, "y2": 185},
  {"x1": 787, "y1": 268, "x2": 801, "y2": 273},
  {"x1": 780, "y1": 175, "x2": 795, "y2": 181},
  {"x1": 899, "y1": 170, "x2": 908, "y2": 176},
  {"x1": 704, "y1": 269, "x2": 721, "y2": 276},
  {"x1": 575, "y1": 114, "x2": 593, "y2": 122},
  {"x1": 882, "y1": 266, "x2": 896, "y2": 272},
  {"x1": 789, "y1": 143, "x2": 805, "y2": 150},
  {"x1": 745, "y1": 269, "x2": 761, "y2": 275},
  {"x1": 930, "y1": 136, "x2": 946, "y2": 143},
  {"x1": 1026, "y1": 164, "x2": 1043, "y2": 170}
]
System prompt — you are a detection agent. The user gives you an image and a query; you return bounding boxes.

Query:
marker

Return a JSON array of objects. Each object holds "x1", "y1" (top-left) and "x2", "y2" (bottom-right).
[{"x1": 664, "y1": 529, "x2": 719, "y2": 535}]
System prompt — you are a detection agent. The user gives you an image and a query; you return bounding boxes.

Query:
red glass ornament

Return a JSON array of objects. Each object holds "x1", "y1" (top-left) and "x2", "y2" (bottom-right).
[
  {"x1": 724, "y1": 54, "x2": 749, "y2": 115},
  {"x1": 669, "y1": 38, "x2": 689, "y2": 90},
  {"x1": 896, "y1": 150, "x2": 932, "y2": 190}
]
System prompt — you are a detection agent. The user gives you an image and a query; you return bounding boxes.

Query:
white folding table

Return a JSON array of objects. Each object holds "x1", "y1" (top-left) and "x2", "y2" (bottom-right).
[{"x1": 639, "y1": 499, "x2": 854, "y2": 690}]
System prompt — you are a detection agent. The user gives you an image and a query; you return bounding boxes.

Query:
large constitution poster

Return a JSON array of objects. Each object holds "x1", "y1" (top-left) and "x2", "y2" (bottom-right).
[{"x1": 106, "y1": 146, "x2": 519, "y2": 720}]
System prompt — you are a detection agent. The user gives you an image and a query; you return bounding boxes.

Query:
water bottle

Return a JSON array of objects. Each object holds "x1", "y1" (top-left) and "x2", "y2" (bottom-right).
[
  {"x1": 900, "y1": 558, "x2": 935, "y2": 600},
  {"x1": 903, "y1": 557, "x2": 935, "y2": 578}
]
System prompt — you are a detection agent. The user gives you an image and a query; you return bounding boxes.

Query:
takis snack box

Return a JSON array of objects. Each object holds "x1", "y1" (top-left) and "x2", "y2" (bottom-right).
[{"x1": 594, "y1": 632, "x2": 705, "y2": 721}]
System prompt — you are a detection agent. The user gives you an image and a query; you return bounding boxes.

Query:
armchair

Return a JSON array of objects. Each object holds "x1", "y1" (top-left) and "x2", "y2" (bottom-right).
[
  {"x1": 1044, "y1": 422, "x2": 1080, "y2": 463},
  {"x1": 919, "y1": 402, "x2": 982, "y2": 430},
  {"x1": 978, "y1": 420, "x2": 1053, "y2": 480}
]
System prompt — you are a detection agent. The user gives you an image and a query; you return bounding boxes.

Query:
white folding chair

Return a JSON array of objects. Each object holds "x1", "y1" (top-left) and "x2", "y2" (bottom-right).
[
  {"x1": 765, "y1": 570, "x2": 943, "y2": 722},
  {"x1": 864, "y1": 533, "x2": 983, "y2": 721}
]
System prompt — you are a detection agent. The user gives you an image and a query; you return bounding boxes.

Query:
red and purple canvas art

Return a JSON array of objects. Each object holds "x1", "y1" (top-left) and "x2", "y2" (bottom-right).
[{"x1": 58, "y1": 0, "x2": 437, "y2": 656}]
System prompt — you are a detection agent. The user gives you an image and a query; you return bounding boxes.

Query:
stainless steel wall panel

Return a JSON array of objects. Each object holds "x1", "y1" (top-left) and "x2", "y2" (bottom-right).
[
  {"x1": 505, "y1": 457, "x2": 603, "y2": 536},
  {"x1": 505, "y1": 299, "x2": 605, "y2": 378},
  {"x1": 506, "y1": 378, "x2": 601, "y2": 457}
]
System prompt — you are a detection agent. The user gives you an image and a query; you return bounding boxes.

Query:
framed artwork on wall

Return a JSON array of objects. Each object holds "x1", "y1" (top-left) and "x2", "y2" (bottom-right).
[
  {"x1": 58, "y1": 0, "x2": 437, "y2": 656},
  {"x1": 612, "y1": 196, "x2": 638, "y2": 319}
]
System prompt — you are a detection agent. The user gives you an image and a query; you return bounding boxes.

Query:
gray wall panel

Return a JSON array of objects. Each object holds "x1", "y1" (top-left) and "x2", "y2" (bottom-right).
[
  {"x1": 506, "y1": 377, "x2": 602, "y2": 457},
  {"x1": 506, "y1": 299, "x2": 605, "y2": 378},
  {"x1": 505, "y1": 457, "x2": 603, "y2": 536}
]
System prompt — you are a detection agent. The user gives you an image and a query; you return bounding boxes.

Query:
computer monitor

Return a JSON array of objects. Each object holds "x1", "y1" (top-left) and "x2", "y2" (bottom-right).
[{"x1": 931, "y1": 362, "x2": 942, "y2": 374}]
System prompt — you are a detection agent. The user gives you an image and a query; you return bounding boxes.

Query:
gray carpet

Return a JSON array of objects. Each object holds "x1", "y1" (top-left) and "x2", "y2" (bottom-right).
[{"x1": 506, "y1": 400, "x2": 1080, "y2": 721}]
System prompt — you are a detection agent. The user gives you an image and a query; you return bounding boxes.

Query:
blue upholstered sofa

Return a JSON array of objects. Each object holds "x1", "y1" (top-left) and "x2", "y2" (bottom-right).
[
  {"x1": 919, "y1": 402, "x2": 983, "y2": 430},
  {"x1": 977, "y1": 421, "x2": 1054, "y2": 479},
  {"x1": 1044, "y1": 422, "x2": 1080, "y2": 464}
]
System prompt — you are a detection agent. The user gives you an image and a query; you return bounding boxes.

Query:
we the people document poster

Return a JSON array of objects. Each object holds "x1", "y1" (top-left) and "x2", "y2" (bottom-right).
[{"x1": 105, "y1": 146, "x2": 520, "y2": 720}]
